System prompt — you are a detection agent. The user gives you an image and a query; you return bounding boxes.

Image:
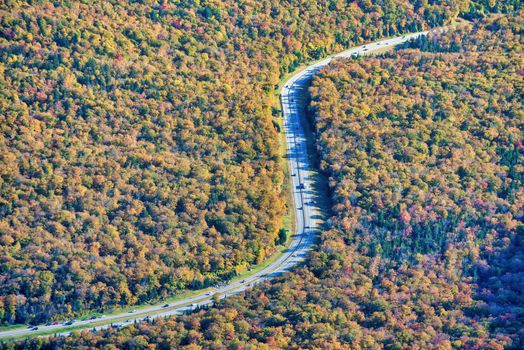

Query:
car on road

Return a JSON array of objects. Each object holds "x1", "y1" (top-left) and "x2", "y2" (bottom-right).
[
  {"x1": 129, "y1": 309, "x2": 137, "y2": 313},
  {"x1": 163, "y1": 304, "x2": 169, "y2": 308},
  {"x1": 64, "y1": 320, "x2": 74, "y2": 326},
  {"x1": 31, "y1": 327, "x2": 39, "y2": 331}
]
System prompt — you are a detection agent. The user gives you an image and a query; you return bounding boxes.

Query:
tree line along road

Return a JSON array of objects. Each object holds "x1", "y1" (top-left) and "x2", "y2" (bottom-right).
[{"x1": 0, "y1": 31, "x2": 428, "y2": 341}]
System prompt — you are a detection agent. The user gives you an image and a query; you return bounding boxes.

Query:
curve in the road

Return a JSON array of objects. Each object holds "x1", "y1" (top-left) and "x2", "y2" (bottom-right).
[{"x1": 0, "y1": 31, "x2": 428, "y2": 340}]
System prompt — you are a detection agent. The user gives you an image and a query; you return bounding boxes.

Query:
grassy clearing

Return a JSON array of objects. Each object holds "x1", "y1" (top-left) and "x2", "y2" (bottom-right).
[{"x1": 0, "y1": 325, "x2": 25, "y2": 333}]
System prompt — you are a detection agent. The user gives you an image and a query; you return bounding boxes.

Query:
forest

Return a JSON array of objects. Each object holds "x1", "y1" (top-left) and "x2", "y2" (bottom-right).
[
  {"x1": 4, "y1": 9, "x2": 522, "y2": 350},
  {"x1": 0, "y1": 0, "x2": 477, "y2": 325}
]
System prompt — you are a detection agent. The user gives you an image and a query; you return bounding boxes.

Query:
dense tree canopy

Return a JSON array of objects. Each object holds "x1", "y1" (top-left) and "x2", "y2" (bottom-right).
[
  {"x1": 307, "y1": 14, "x2": 523, "y2": 347},
  {"x1": 4, "y1": 11, "x2": 522, "y2": 350},
  {"x1": 0, "y1": 0, "x2": 467, "y2": 324}
]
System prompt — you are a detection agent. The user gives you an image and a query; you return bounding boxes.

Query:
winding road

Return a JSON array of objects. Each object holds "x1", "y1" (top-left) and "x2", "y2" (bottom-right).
[{"x1": 0, "y1": 31, "x2": 427, "y2": 341}]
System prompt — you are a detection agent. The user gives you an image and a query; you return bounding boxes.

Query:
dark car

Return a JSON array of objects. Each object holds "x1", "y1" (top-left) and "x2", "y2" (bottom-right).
[{"x1": 163, "y1": 304, "x2": 169, "y2": 308}]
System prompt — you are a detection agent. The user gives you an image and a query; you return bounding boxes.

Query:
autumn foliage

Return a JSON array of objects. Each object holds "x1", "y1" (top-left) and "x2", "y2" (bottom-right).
[
  {"x1": 0, "y1": 0, "x2": 465, "y2": 324},
  {"x1": 5, "y1": 11, "x2": 523, "y2": 350}
]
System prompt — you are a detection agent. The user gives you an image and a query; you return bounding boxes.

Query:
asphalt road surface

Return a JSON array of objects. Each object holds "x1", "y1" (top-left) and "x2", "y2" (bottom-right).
[{"x1": 0, "y1": 31, "x2": 428, "y2": 340}]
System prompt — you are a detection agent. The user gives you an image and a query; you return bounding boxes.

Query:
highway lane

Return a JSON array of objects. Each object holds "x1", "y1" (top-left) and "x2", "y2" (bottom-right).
[{"x1": 0, "y1": 31, "x2": 428, "y2": 340}]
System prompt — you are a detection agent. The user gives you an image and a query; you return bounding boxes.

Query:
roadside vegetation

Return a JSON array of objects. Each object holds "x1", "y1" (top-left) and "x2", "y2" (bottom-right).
[
  {"x1": 3, "y1": 7, "x2": 522, "y2": 350},
  {"x1": 0, "y1": 0, "x2": 467, "y2": 325}
]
